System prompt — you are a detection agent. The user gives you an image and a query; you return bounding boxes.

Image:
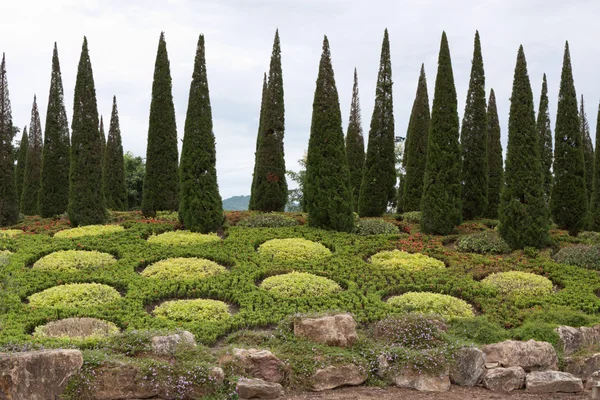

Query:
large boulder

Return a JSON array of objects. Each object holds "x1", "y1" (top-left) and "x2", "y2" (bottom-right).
[
  {"x1": 293, "y1": 313, "x2": 358, "y2": 347},
  {"x1": 556, "y1": 324, "x2": 600, "y2": 356},
  {"x1": 449, "y1": 347, "x2": 486, "y2": 387},
  {"x1": 564, "y1": 353, "x2": 600, "y2": 381},
  {"x1": 482, "y1": 339, "x2": 558, "y2": 371},
  {"x1": 525, "y1": 371, "x2": 583, "y2": 393},
  {"x1": 232, "y1": 348, "x2": 285, "y2": 383},
  {"x1": 151, "y1": 330, "x2": 196, "y2": 355},
  {"x1": 482, "y1": 366, "x2": 526, "y2": 392},
  {"x1": 311, "y1": 364, "x2": 366, "y2": 391},
  {"x1": 391, "y1": 368, "x2": 450, "y2": 392},
  {"x1": 236, "y1": 378, "x2": 284, "y2": 399},
  {"x1": 0, "y1": 349, "x2": 83, "y2": 400}
]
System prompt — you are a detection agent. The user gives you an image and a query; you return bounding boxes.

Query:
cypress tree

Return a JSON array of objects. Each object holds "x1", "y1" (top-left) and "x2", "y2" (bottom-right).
[
  {"x1": 403, "y1": 64, "x2": 430, "y2": 212},
  {"x1": 0, "y1": 54, "x2": 19, "y2": 226},
  {"x1": 550, "y1": 42, "x2": 587, "y2": 236},
  {"x1": 581, "y1": 95, "x2": 594, "y2": 203},
  {"x1": 39, "y1": 43, "x2": 70, "y2": 218},
  {"x1": 590, "y1": 102, "x2": 600, "y2": 231},
  {"x1": 20, "y1": 96, "x2": 43, "y2": 215},
  {"x1": 420, "y1": 32, "x2": 461, "y2": 235},
  {"x1": 15, "y1": 126, "x2": 27, "y2": 206},
  {"x1": 485, "y1": 89, "x2": 503, "y2": 219},
  {"x1": 358, "y1": 29, "x2": 396, "y2": 217},
  {"x1": 248, "y1": 73, "x2": 267, "y2": 211},
  {"x1": 103, "y1": 96, "x2": 127, "y2": 211},
  {"x1": 179, "y1": 34, "x2": 223, "y2": 233},
  {"x1": 537, "y1": 74, "x2": 553, "y2": 202},
  {"x1": 305, "y1": 36, "x2": 354, "y2": 232},
  {"x1": 499, "y1": 46, "x2": 549, "y2": 249},
  {"x1": 345, "y1": 67, "x2": 364, "y2": 210},
  {"x1": 99, "y1": 115, "x2": 106, "y2": 154},
  {"x1": 142, "y1": 32, "x2": 179, "y2": 216},
  {"x1": 68, "y1": 37, "x2": 107, "y2": 226}
]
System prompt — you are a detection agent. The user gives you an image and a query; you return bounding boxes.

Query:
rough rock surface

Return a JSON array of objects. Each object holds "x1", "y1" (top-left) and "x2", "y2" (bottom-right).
[
  {"x1": 556, "y1": 324, "x2": 600, "y2": 356},
  {"x1": 237, "y1": 378, "x2": 284, "y2": 399},
  {"x1": 482, "y1": 366, "x2": 526, "y2": 392},
  {"x1": 151, "y1": 330, "x2": 196, "y2": 355},
  {"x1": 311, "y1": 365, "x2": 366, "y2": 391},
  {"x1": 233, "y1": 348, "x2": 286, "y2": 383},
  {"x1": 449, "y1": 347, "x2": 486, "y2": 387},
  {"x1": 585, "y1": 370, "x2": 600, "y2": 390},
  {"x1": 293, "y1": 314, "x2": 358, "y2": 347},
  {"x1": 482, "y1": 340, "x2": 558, "y2": 371},
  {"x1": 525, "y1": 371, "x2": 583, "y2": 393},
  {"x1": 391, "y1": 368, "x2": 451, "y2": 392},
  {"x1": 0, "y1": 349, "x2": 83, "y2": 400},
  {"x1": 87, "y1": 363, "x2": 158, "y2": 399},
  {"x1": 565, "y1": 353, "x2": 600, "y2": 380}
]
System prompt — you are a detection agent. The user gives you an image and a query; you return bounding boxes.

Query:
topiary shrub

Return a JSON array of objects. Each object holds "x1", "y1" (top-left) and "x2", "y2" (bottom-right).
[
  {"x1": 553, "y1": 245, "x2": 600, "y2": 270},
  {"x1": 370, "y1": 250, "x2": 445, "y2": 272},
  {"x1": 28, "y1": 283, "x2": 121, "y2": 309},
  {"x1": 372, "y1": 314, "x2": 446, "y2": 350},
  {"x1": 54, "y1": 224, "x2": 125, "y2": 239},
  {"x1": 481, "y1": 271, "x2": 553, "y2": 298},
  {"x1": 257, "y1": 238, "x2": 331, "y2": 262},
  {"x1": 141, "y1": 257, "x2": 227, "y2": 280},
  {"x1": 147, "y1": 231, "x2": 221, "y2": 246},
  {"x1": 260, "y1": 272, "x2": 342, "y2": 298},
  {"x1": 33, "y1": 317, "x2": 119, "y2": 339},
  {"x1": 447, "y1": 316, "x2": 510, "y2": 344},
  {"x1": 387, "y1": 292, "x2": 474, "y2": 318},
  {"x1": 401, "y1": 211, "x2": 421, "y2": 224},
  {"x1": 238, "y1": 213, "x2": 300, "y2": 228},
  {"x1": 153, "y1": 299, "x2": 231, "y2": 323},
  {"x1": 356, "y1": 219, "x2": 399, "y2": 235},
  {"x1": 456, "y1": 230, "x2": 510, "y2": 254},
  {"x1": 0, "y1": 229, "x2": 22, "y2": 238},
  {"x1": 33, "y1": 250, "x2": 116, "y2": 272}
]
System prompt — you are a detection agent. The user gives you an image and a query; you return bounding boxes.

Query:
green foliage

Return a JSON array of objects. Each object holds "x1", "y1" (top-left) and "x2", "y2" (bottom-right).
[
  {"x1": 258, "y1": 238, "x2": 331, "y2": 262},
  {"x1": 249, "y1": 73, "x2": 268, "y2": 212},
  {"x1": 553, "y1": 244, "x2": 600, "y2": 270},
  {"x1": 401, "y1": 211, "x2": 421, "y2": 224},
  {"x1": 448, "y1": 317, "x2": 510, "y2": 345},
  {"x1": 124, "y1": 152, "x2": 145, "y2": 210},
  {"x1": 153, "y1": 299, "x2": 231, "y2": 323},
  {"x1": 537, "y1": 74, "x2": 553, "y2": 203},
  {"x1": 33, "y1": 317, "x2": 119, "y2": 339},
  {"x1": 356, "y1": 219, "x2": 398, "y2": 235},
  {"x1": 54, "y1": 224, "x2": 124, "y2": 239},
  {"x1": 260, "y1": 272, "x2": 342, "y2": 298},
  {"x1": 147, "y1": 230, "x2": 220, "y2": 246},
  {"x1": 0, "y1": 54, "x2": 19, "y2": 226},
  {"x1": 0, "y1": 229, "x2": 21, "y2": 238},
  {"x1": 103, "y1": 96, "x2": 127, "y2": 211},
  {"x1": 372, "y1": 314, "x2": 446, "y2": 350},
  {"x1": 371, "y1": 250, "x2": 444, "y2": 272},
  {"x1": 592, "y1": 103, "x2": 600, "y2": 231},
  {"x1": 387, "y1": 292, "x2": 474, "y2": 318},
  {"x1": 20, "y1": 96, "x2": 43, "y2": 215},
  {"x1": 15, "y1": 127, "x2": 27, "y2": 209},
  {"x1": 33, "y1": 250, "x2": 116, "y2": 272},
  {"x1": 581, "y1": 96, "x2": 594, "y2": 205},
  {"x1": 456, "y1": 230, "x2": 510, "y2": 254},
  {"x1": 523, "y1": 305, "x2": 598, "y2": 327},
  {"x1": 482, "y1": 271, "x2": 553, "y2": 298},
  {"x1": 345, "y1": 68, "x2": 365, "y2": 210},
  {"x1": 421, "y1": 32, "x2": 461, "y2": 235},
  {"x1": 485, "y1": 89, "x2": 503, "y2": 219},
  {"x1": 28, "y1": 283, "x2": 121, "y2": 309},
  {"x1": 237, "y1": 212, "x2": 299, "y2": 228},
  {"x1": 512, "y1": 322, "x2": 560, "y2": 348},
  {"x1": 141, "y1": 257, "x2": 227, "y2": 280}
]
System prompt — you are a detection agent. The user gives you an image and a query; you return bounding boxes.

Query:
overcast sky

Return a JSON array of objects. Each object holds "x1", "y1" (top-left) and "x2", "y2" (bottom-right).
[{"x1": 2, "y1": 0, "x2": 600, "y2": 198}]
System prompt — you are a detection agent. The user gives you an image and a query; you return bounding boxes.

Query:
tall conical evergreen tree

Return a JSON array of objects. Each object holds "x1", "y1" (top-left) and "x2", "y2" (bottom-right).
[
  {"x1": 103, "y1": 96, "x2": 127, "y2": 211},
  {"x1": 537, "y1": 74, "x2": 553, "y2": 202},
  {"x1": 15, "y1": 126, "x2": 28, "y2": 207},
  {"x1": 358, "y1": 29, "x2": 396, "y2": 217},
  {"x1": 20, "y1": 96, "x2": 43, "y2": 215},
  {"x1": 550, "y1": 42, "x2": 587, "y2": 236},
  {"x1": 590, "y1": 102, "x2": 600, "y2": 231},
  {"x1": 99, "y1": 115, "x2": 106, "y2": 153},
  {"x1": 0, "y1": 54, "x2": 19, "y2": 226},
  {"x1": 249, "y1": 30, "x2": 287, "y2": 212},
  {"x1": 499, "y1": 46, "x2": 549, "y2": 249},
  {"x1": 39, "y1": 43, "x2": 70, "y2": 218},
  {"x1": 581, "y1": 95, "x2": 594, "y2": 204},
  {"x1": 249, "y1": 73, "x2": 267, "y2": 211},
  {"x1": 179, "y1": 35, "x2": 223, "y2": 233},
  {"x1": 345, "y1": 68, "x2": 364, "y2": 210},
  {"x1": 68, "y1": 37, "x2": 107, "y2": 226},
  {"x1": 485, "y1": 89, "x2": 503, "y2": 219},
  {"x1": 305, "y1": 36, "x2": 354, "y2": 232},
  {"x1": 420, "y1": 32, "x2": 461, "y2": 235},
  {"x1": 142, "y1": 32, "x2": 179, "y2": 216},
  {"x1": 403, "y1": 64, "x2": 430, "y2": 212}
]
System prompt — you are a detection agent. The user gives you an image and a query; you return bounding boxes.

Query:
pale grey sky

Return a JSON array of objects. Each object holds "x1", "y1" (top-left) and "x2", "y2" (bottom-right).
[{"x1": 2, "y1": 0, "x2": 600, "y2": 198}]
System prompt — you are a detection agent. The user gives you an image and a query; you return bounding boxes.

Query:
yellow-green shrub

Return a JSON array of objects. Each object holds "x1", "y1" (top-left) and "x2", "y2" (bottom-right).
[
  {"x1": 0, "y1": 229, "x2": 22, "y2": 238},
  {"x1": 482, "y1": 271, "x2": 553, "y2": 298},
  {"x1": 387, "y1": 292, "x2": 474, "y2": 318},
  {"x1": 54, "y1": 225, "x2": 125, "y2": 239},
  {"x1": 370, "y1": 250, "x2": 445, "y2": 272},
  {"x1": 28, "y1": 283, "x2": 121, "y2": 309},
  {"x1": 33, "y1": 317, "x2": 119, "y2": 339},
  {"x1": 33, "y1": 250, "x2": 116, "y2": 272},
  {"x1": 147, "y1": 231, "x2": 221, "y2": 246},
  {"x1": 260, "y1": 272, "x2": 342, "y2": 297},
  {"x1": 153, "y1": 299, "x2": 231, "y2": 323},
  {"x1": 257, "y1": 238, "x2": 331, "y2": 262},
  {"x1": 141, "y1": 258, "x2": 227, "y2": 280}
]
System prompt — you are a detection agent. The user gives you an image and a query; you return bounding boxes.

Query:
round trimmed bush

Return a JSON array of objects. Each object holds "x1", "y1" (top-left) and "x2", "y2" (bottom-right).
[
  {"x1": 260, "y1": 272, "x2": 342, "y2": 298},
  {"x1": 387, "y1": 292, "x2": 474, "y2": 318},
  {"x1": 33, "y1": 317, "x2": 119, "y2": 339},
  {"x1": 238, "y1": 213, "x2": 300, "y2": 228},
  {"x1": 54, "y1": 225, "x2": 125, "y2": 239},
  {"x1": 147, "y1": 231, "x2": 221, "y2": 246},
  {"x1": 0, "y1": 229, "x2": 22, "y2": 238},
  {"x1": 153, "y1": 299, "x2": 231, "y2": 323},
  {"x1": 28, "y1": 283, "x2": 121, "y2": 309},
  {"x1": 257, "y1": 238, "x2": 331, "y2": 262},
  {"x1": 401, "y1": 211, "x2": 421, "y2": 224},
  {"x1": 456, "y1": 231, "x2": 510, "y2": 254},
  {"x1": 141, "y1": 257, "x2": 227, "y2": 280},
  {"x1": 482, "y1": 271, "x2": 553, "y2": 298},
  {"x1": 553, "y1": 245, "x2": 600, "y2": 270},
  {"x1": 370, "y1": 250, "x2": 445, "y2": 272},
  {"x1": 356, "y1": 219, "x2": 399, "y2": 235},
  {"x1": 33, "y1": 250, "x2": 117, "y2": 273}
]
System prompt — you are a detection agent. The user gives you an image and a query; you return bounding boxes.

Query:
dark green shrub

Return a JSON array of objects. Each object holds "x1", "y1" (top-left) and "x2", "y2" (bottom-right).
[
  {"x1": 356, "y1": 219, "x2": 398, "y2": 235},
  {"x1": 448, "y1": 317, "x2": 510, "y2": 345},
  {"x1": 522, "y1": 305, "x2": 598, "y2": 327},
  {"x1": 401, "y1": 211, "x2": 421, "y2": 224},
  {"x1": 512, "y1": 322, "x2": 560, "y2": 348},
  {"x1": 238, "y1": 213, "x2": 300, "y2": 228},
  {"x1": 456, "y1": 231, "x2": 510, "y2": 254},
  {"x1": 553, "y1": 245, "x2": 600, "y2": 270}
]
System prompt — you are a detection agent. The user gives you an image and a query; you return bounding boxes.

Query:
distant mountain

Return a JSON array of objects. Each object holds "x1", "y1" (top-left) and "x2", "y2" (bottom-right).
[{"x1": 222, "y1": 195, "x2": 250, "y2": 211}]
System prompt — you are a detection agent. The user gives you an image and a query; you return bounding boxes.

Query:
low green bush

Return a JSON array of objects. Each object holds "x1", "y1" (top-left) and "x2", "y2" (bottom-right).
[
  {"x1": 370, "y1": 250, "x2": 445, "y2": 272},
  {"x1": 258, "y1": 238, "x2": 331, "y2": 262},
  {"x1": 155, "y1": 211, "x2": 179, "y2": 221},
  {"x1": 54, "y1": 224, "x2": 125, "y2": 239},
  {"x1": 578, "y1": 231, "x2": 600, "y2": 241},
  {"x1": 401, "y1": 211, "x2": 421, "y2": 224},
  {"x1": 28, "y1": 283, "x2": 122, "y2": 309},
  {"x1": 447, "y1": 317, "x2": 510, "y2": 344},
  {"x1": 33, "y1": 317, "x2": 119, "y2": 339},
  {"x1": 521, "y1": 305, "x2": 599, "y2": 327},
  {"x1": 456, "y1": 231, "x2": 511, "y2": 254},
  {"x1": 553, "y1": 245, "x2": 600, "y2": 270},
  {"x1": 147, "y1": 231, "x2": 221, "y2": 246},
  {"x1": 153, "y1": 299, "x2": 231, "y2": 323},
  {"x1": 482, "y1": 271, "x2": 553, "y2": 298},
  {"x1": 238, "y1": 213, "x2": 300, "y2": 228},
  {"x1": 33, "y1": 250, "x2": 116, "y2": 272},
  {"x1": 372, "y1": 314, "x2": 446, "y2": 350},
  {"x1": 260, "y1": 272, "x2": 342, "y2": 298},
  {"x1": 512, "y1": 322, "x2": 561, "y2": 348},
  {"x1": 356, "y1": 219, "x2": 399, "y2": 236},
  {"x1": 0, "y1": 229, "x2": 22, "y2": 238},
  {"x1": 141, "y1": 258, "x2": 227, "y2": 280},
  {"x1": 387, "y1": 292, "x2": 474, "y2": 318}
]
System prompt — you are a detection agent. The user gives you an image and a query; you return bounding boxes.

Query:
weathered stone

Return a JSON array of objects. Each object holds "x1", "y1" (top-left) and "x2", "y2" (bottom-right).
[
  {"x1": 482, "y1": 366, "x2": 526, "y2": 392},
  {"x1": 376, "y1": 354, "x2": 390, "y2": 378},
  {"x1": 0, "y1": 349, "x2": 83, "y2": 400},
  {"x1": 585, "y1": 371, "x2": 600, "y2": 390},
  {"x1": 449, "y1": 347, "x2": 486, "y2": 387},
  {"x1": 556, "y1": 324, "x2": 600, "y2": 356},
  {"x1": 482, "y1": 339, "x2": 558, "y2": 371},
  {"x1": 312, "y1": 364, "x2": 366, "y2": 391},
  {"x1": 236, "y1": 378, "x2": 284, "y2": 399},
  {"x1": 151, "y1": 330, "x2": 196, "y2": 355},
  {"x1": 391, "y1": 368, "x2": 451, "y2": 392},
  {"x1": 526, "y1": 371, "x2": 583, "y2": 393},
  {"x1": 293, "y1": 313, "x2": 358, "y2": 347},
  {"x1": 565, "y1": 353, "x2": 600, "y2": 380},
  {"x1": 210, "y1": 366, "x2": 225, "y2": 384},
  {"x1": 485, "y1": 362, "x2": 500, "y2": 369},
  {"x1": 232, "y1": 348, "x2": 285, "y2": 383},
  {"x1": 88, "y1": 363, "x2": 157, "y2": 400}
]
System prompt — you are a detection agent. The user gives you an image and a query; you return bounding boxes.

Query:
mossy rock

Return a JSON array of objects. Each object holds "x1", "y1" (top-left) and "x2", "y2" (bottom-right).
[
  {"x1": 481, "y1": 271, "x2": 553, "y2": 298},
  {"x1": 54, "y1": 225, "x2": 125, "y2": 239},
  {"x1": 28, "y1": 283, "x2": 121, "y2": 309},
  {"x1": 33, "y1": 250, "x2": 116, "y2": 272},
  {"x1": 258, "y1": 238, "x2": 331, "y2": 262},
  {"x1": 387, "y1": 292, "x2": 474, "y2": 318},
  {"x1": 147, "y1": 231, "x2": 221, "y2": 246},
  {"x1": 260, "y1": 271, "x2": 342, "y2": 298},
  {"x1": 141, "y1": 257, "x2": 227, "y2": 280},
  {"x1": 33, "y1": 317, "x2": 119, "y2": 339},
  {"x1": 153, "y1": 299, "x2": 231, "y2": 323},
  {"x1": 370, "y1": 250, "x2": 445, "y2": 272}
]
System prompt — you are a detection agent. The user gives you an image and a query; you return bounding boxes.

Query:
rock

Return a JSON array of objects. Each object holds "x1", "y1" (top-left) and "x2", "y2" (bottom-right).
[
  {"x1": 151, "y1": 330, "x2": 196, "y2": 355},
  {"x1": 293, "y1": 313, "x2": 358, "y2": 347},
  {"x1": 565, "y1": 353, "x2": 600, "y2": 380},
  {"x1": 312, "y1": 364, "x2": 366, "y2": 391},
  {"x1": 526, "y1": 371, "x2": 583, "y2": 393},
  {"x1": 556, "y1": 324, "x2": 600, "y2": 356},
  {"x1": 586, "y1": 371, "x2": 600, "y2": 390},
  {"x1": 0, "y1": 349, "x2": 83, "y2": 400},
  {"x1": 482, "y1": 339, "x2": 558, "y2": 371},
  {"x1": 87, "y1": 363, "x2": 158, "y2": 399},
  {"x1": 232, "y1": 348, "x2": 285, "y2": 383},
  {"x1": 236, "y1": 378, "x2": 284, "y2": 399},
  {"x1": 376, "y1": 354, "x2": 390, "y2": 378},
  {"x1": 210, "y1": 366, "x2": 225, "y2": 384},
  {"x1": 391, "y1": 368, "x2": 451, "y2": 392},
  {"x1": 482, "y1": 366, "x2": 526, "y2": 392},
  {"x1": 449, "y1": 347, "x2": 486, "y2": 387},
  {"x1": 485, "y1": 362, "x2": 500, "y2": 369}
]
